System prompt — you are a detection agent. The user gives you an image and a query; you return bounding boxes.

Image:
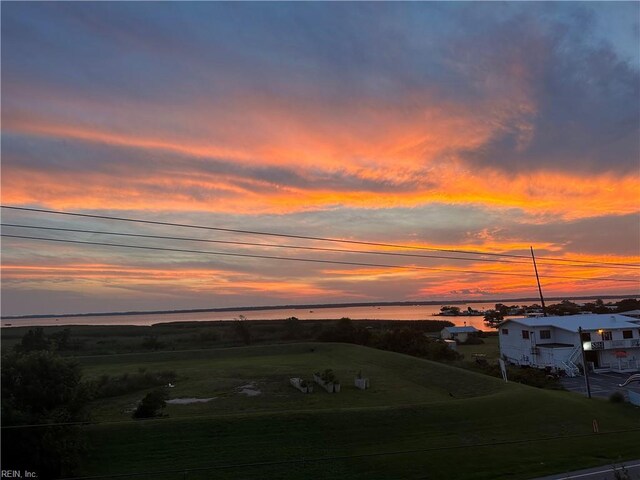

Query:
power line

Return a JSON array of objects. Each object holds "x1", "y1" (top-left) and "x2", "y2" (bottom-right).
[
  {"x1": 56, "y1": 427, "x2": 640, "y2": 479},
  {"x1": 3, "y1": 233, "x2": 638, "y2": 284},
  {"x1": 0, "y1": 223, "x2": 532, "y2": 265},
  {"x1": 3, "y1": 205, "x2": 638, "y2": 268},
  {"x1": 4, "y1": 223, "x2": 636, "y2": 271}
]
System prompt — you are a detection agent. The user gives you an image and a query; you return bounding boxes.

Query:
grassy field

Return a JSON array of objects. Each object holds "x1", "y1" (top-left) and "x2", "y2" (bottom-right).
[
  {"x1": 456, "y1": 335, "x2": 500, "y2": 363},
  {"x1": 71, "y1": 342, "x2": 640, "y2": 480},
  {"x1": 1, "y1": 319, "x2": 453, "y2": 356},
  {"x1": 80, "y1": 342, "x2": 503, "y2": 422}
]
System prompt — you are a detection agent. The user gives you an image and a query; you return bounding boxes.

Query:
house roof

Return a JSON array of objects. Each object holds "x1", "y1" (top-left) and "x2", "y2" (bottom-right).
[
  {"x1": 501, "y1": 314, "x2": 639, "y2": 333},
  {"x1": 442, "y1": 326, "x2": 479, "y2": 333},
  {"x1": 620, "y1": 309, "x2": 640, "y2": 317}
]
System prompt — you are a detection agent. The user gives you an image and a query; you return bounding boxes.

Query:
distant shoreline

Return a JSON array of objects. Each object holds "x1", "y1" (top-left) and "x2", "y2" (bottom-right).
[{"x1": 3, "y1": 294, "x2": 637, "y2": 320}]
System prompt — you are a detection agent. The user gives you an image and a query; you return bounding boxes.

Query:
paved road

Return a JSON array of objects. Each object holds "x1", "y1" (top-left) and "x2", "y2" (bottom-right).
[
  {"x1": 533, "y1": 460, "x2": 640, "y2": 479},
  {"x1": 561, "y1": 371, "x2": 640, "y2": 400}
]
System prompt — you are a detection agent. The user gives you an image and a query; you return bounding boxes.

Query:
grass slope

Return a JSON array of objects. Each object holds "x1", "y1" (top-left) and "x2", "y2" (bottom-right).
[
  {"x1": 77, "y1": 343, "x2": 639, "y2": 480},
  {"x1": 81, "y1": 343, "x2": 503, "y2": 421}
]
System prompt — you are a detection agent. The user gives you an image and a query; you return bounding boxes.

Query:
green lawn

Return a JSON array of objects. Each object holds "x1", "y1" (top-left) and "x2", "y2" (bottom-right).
[
  {"x1": 456, "y1": 335, "x2": 500, "y2": 363},
  {"x1": 80, "y1": 342, "x2": 504, "y2": 422},
  {"x1": 74, "y1": 343, "x2": 640, "y2": 479}
]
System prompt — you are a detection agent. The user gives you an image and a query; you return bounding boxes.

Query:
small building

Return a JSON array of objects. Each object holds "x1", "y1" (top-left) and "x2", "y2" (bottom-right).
[
  {"x1": 499, "y1": 314, "x2": 640, "y2": 376},
  {"x1": 444, "y1": 339, "x2": 457, "y2": 351},
  {"x1": 441, "y1": 326, "x2": 480, "y2": 343}
]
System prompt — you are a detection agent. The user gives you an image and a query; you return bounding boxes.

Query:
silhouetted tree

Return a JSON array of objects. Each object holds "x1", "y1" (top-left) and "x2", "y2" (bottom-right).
[
  {"x1": 50, "y1": 328, "x2": 72, "y2": 350},
  {"x1": 484, "y1": 311, "x2": 504, "y2": 329},
  {"x1": 234, "y1": 315, "x2": 252, "y2": 345},
  {"x1": 283, "y1": 317, "x2": 302, "y2": 339},
  {"x1": 132, "y1": 388, "x2": 168, "y2": 419},
  {"x1": 15, "y1": 327, "x2": 50, "y2": 353},
  {"x1": 2, "y1": 350, "x2": 90, "y2": 478},
  {"x1": 616, "y1": 298, "x2": 640, "y2": 313}
]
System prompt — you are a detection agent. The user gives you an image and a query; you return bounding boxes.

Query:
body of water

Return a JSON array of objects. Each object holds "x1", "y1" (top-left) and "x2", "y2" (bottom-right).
[{"x1": 2, "y1": 298, "x2": 624, "y2": 330}]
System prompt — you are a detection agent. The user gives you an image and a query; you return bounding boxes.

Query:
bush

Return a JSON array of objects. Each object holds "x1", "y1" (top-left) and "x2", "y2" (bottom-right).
[
  {"x1": 425, "y1": 341, "x2": 462, "y2": 361},
  {"x1": 141, "y1": 335, "x2": 164, "y2": 350},
  {"x1": 283, "y1": 317, "x2": 302, "y2": 339},
  {"x1": 320, "y1": 369, "x2": 337, "y2": 383},
  {"x1": 609, "y1": 391, "x2": 625, "y2": 403},
  {"x1": 2, "y1": 351, "x2": 90, "y2": 477},
  {"x1": 91, "y1": 370, "x2": 177, "y2": 398},
  {"x1": 508, "y1": 367, "x2": 562, "y2": 389},
  {"x1": 233, "y1": 316, "x2": 252, "y2": 345},
  {"x1": 196, "y1": 330, "x2": 219, "y2": 343},
  {"x1": 15, "y1": 328, "x2": 50, "y2": 353},
  {"x1": 461, "y1": 361, "x2": 562, "y2": 390},
  {"x1": 133, "y1": 388, "x2": 168, "y2": 419}
]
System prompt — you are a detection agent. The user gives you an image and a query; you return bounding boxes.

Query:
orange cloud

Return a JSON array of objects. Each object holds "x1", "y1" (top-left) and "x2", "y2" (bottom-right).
[
  {"x1": 3, "y1": 83, "x2": 638, "y2": 220},
  {"x1": 1, "y1": 261, "x2": 348, "y2": 299},
  {"x1": 3, "y1": 160, "x2": 638, "y2": 220}
]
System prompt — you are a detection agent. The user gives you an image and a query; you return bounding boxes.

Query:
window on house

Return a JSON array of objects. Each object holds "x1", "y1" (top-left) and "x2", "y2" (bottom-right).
[
  {"x1": 540, "y1": 330, "x2": 551, "y2": 340},
  {"x1": 501, "y1": 328, "x2": 509, "y2": 335},
  {"x1": 602, "y1": 331, "x2": 612, "y2": 341},
  {"x1": 580, "y1": 332, "x2": 591, "y2": 342},
  {"x1": 623, "y1": 330, "x2": 633, "y2": 339},
  {"x1": 522, "y1": 330, "x2": 529, "y2": 339}
]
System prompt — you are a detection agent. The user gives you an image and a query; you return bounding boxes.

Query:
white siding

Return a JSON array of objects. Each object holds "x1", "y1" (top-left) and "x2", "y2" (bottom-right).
[
  {"x1": 553, "y1": 329, "x2": 577, "y2": 345},
  {"x1": 536, "y1": 347, "x2": 573, "y2": 368},
  {"x1": 499, "y1": 316, "x2": 640, "y2": 373},
  {"x1": 499, "y1": 322, "x2": 535, "y2": 365},
  {"x1": 500, "y1": 321, "x2": 580, "y2": 369}
]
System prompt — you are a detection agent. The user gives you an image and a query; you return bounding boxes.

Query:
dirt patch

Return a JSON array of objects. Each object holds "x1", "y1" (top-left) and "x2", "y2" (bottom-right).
[{"x1": 238, "y1": 383, "x2": 262, "y2": 396}]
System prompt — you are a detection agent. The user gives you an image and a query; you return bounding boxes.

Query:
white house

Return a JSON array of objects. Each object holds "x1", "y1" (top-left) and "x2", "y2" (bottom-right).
[
  {"x1": 620, "y1": 310, "x2": 640, "y2": 320},
  {"x1": 441, "y1": 326, "x2": 480, "y2": 343},
  {"x1": 499, "y1": 314, "x2": 640, "y2": 376}
]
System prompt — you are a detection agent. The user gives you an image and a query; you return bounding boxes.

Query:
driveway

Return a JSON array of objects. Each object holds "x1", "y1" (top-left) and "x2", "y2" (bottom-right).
[
  {"x1": 532, "y1": 460, "x2": 640, "y2": 480},
  {"x1": 560, "y1": 371, "x2": 640, "y2": 400}
]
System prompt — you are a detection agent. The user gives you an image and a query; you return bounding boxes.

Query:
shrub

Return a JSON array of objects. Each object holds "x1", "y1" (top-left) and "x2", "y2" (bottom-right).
[
  {"x1": 283, "y1": 317, "x2": 302, "y2": 339},
  {"x1": 609, "y1": 391, "x2": 625, "y2": 403},
  {"x1": 233, "y1": 315, "x2": 252, "y2": 345},
  {"x1": 197, "y1": 330, "x2": 219, "y2": 343},
  {"x1": 91, "y1": 370, "x2": 177, "y2": 398},
  {"x1": 15, "y1": 328, "x2": 50, "y2": 353},
  {"x1": 321, "y1": 369, "x2": 337, "y2": 383},
  {"x1": 426, "y1": 341, "x2": 462, "y2": 361},
  {"x1": 508, "y1": 367, "x2": 561, "y2": 389},
  {"x1": 462, "y1": 361, "x2": 561, "y2": 390},
  {"x1": 2, "y1": 351, "x2": 90, "y2": 477},
  {"x1": 141, "y1": 335, "x2": 164, "y2": 350},
  {"x1": 133, "y1": 388, "x2": 168, "y2": 419}
]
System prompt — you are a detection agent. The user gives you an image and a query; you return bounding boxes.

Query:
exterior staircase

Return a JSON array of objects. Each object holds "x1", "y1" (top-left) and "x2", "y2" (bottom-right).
[{"x1": 562, "y1": 345, "x2": 582, "y2": 377}]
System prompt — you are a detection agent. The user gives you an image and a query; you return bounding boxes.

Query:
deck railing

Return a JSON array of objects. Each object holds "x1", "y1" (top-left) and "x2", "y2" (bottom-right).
[{"x1": 588, "y1": 339, "x2": 640, "y2": 350}]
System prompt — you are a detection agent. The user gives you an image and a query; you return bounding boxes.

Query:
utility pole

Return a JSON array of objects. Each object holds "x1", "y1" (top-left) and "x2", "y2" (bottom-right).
[
  {"x1": 578, "y1": 326, "x2": 592, "y2": 399},
  {"x1": 530, "y1": 246, "x2": 547, "y2": 317}
]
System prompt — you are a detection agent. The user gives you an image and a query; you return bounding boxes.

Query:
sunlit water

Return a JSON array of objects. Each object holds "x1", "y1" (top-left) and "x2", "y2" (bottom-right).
[{"x1": 1, "y1": 298, "x2": 623, "y2": 330}]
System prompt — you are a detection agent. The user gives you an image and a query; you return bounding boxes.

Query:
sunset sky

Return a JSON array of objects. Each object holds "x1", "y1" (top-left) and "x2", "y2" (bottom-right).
[{"x1": 2, "y1": 2, "x2": 639, "y2": 316}]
